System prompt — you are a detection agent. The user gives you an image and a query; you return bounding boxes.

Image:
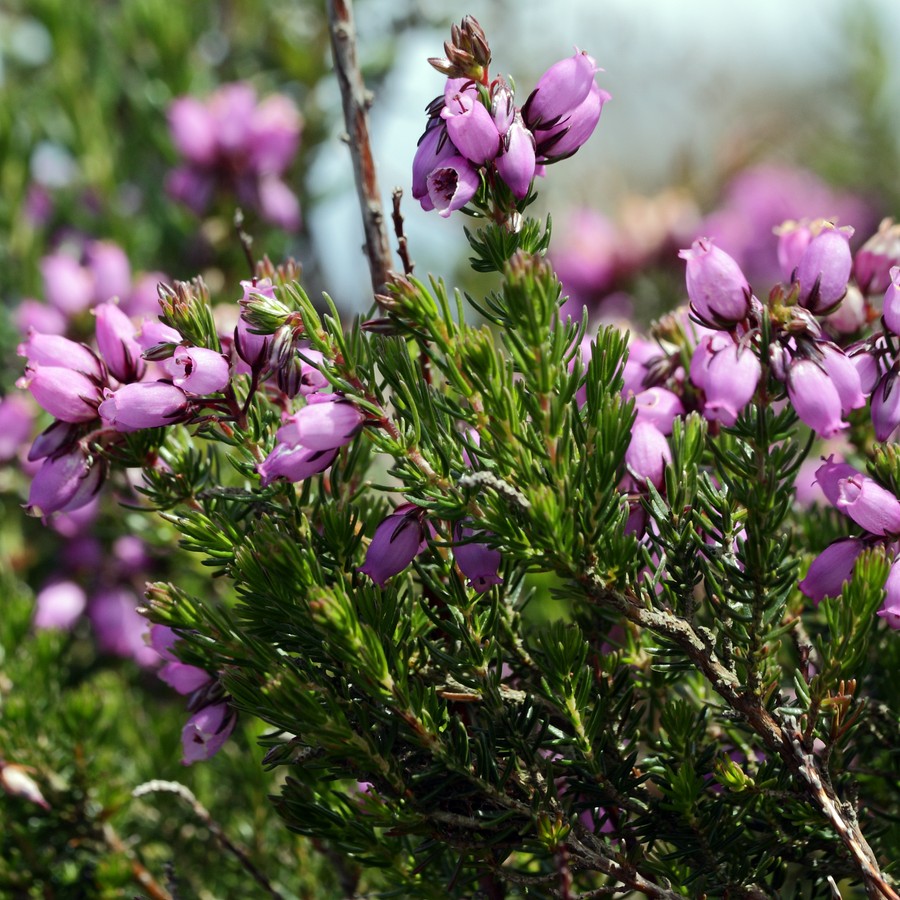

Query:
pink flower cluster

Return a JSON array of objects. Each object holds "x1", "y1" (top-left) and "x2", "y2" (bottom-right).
[
  {"x1": 799, "y1": 457, "x2": 900, "y2": 628},
  {"x1": 413, "y1": 51, "x2": 609, "y2": 217},
  {"x1": 166, "y1": 82, "x2": 302, "y2": 230},
  {"x1": 17, "y1": 297, "x2": 231, "y2": 517}
]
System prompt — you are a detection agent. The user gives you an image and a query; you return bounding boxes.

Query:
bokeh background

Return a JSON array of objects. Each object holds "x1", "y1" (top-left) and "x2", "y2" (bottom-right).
[{"x1": 1, "y1": 0, "x2": 898, "y2": 895}]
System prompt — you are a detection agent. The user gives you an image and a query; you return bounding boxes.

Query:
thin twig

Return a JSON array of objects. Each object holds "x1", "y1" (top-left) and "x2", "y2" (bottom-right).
[
  {"x1": 391, "y1": 188, "x2": 415, "y2": 276},
  {"x1": 133, "y1": 780, "x2": 286, "y2": 900},
  {"x1": 577, "y1": 575, "x2": 899, "y2": 900},
  {"x1": 327, "y1": 0, "x2": 394, "y2": 295}
]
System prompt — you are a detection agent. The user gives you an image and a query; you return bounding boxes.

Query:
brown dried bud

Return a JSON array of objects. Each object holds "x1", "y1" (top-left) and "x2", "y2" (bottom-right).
[{"x1": 428, "y1": 16, "x2": 491, "y2": 81}]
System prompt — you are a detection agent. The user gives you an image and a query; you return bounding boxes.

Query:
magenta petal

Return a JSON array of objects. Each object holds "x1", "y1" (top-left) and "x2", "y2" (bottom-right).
[
  {"x1": 426, "y1": 156, "x2": 480, "y2": 218},
  {"x1": 173, "y1": 347, "x2": 231, "y2": 395},
  {"x1": 33, "y1": 580, "x2": 87, "y2": 630},
  {"x1": 836, "y1": 475, "x2": 900, "y2": 536},
  {"x1": 625, "y1": 421, "x2": 671, "y2": 489},
  {"x1": 787, "y1": 360, "x2": 847, "y2": 438},
  {"x1": 679, "y1": 238, "x2": 751, "y2": 326},
  {"x1": 181, "y1": 702, "x2": 235, "y2": 765},
  {"x1": 495, "y1": 117, "x2": 536, "y2": 199},
  {"x1": 442, "y1": 92, "x2": 500, "y2": 165},
  {"x1": 257, "y1": 444, "x2": 337, "y2": 485},
  {"x1": 359, "y1": 505, "x2": 428, "y2": 586},
  {"x1": 877, "y1": 560, "x2": 900, "y2": 629},
  {"x1": 98, "y1": 382, "x2": 188, "y2": 431},
  {"x1": 798, "y1": 538, "x2": 864, "y2": 605},
  {"x1": 159, "y1": 662, "x2": 212, "y2": 695}
]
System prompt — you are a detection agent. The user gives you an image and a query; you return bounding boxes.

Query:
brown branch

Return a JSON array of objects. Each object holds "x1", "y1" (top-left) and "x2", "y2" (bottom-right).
[
  {"x1": 577, "y1": 573, "x2": 898, "y2": 900},
  {"x1": 327, "y1": 0, "x2": 394, "y2": 296},
  {"x1": 133, "y1": 780, "x2": 285, "y2": 900},
  {"x1": 391, "y1": 188, "x2": 415, "y2": 276}
]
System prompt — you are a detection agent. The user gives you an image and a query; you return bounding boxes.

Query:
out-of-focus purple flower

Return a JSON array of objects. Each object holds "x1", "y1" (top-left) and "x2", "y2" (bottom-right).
[
  {"x1": 167, "y1": 83, "x2": 301, "y2": 228},
  {"x1": 89, "y1": 585, "x2": 159, "y2": 667},
  {"x1": 796, "y1": 225, "x2": 853, "y2": 314},
  {"x1": 112, "y1": 535, "x2": 152, "y2": 576},
  {"x1": 625, "y1": 421, "x2": 671, "y2": 489},
  {"x1": 776, "y1": 220, "x2": 812, "y2": 281},
  {"x1": 93, "y1": 302, "x2": 145, "y2": 383},
  {"x1": 679, "y1": 238, "x2": 751, "y2": 328},
  {"x1": 494, "y1": 114, "x2": 536, "y2": 199},
  {"x1": 18, "y1": 331, "x2": 105, "y2": 380},
  {"x1": 836, "y1": 473, "x2": 900, "y2": 537},
  {"x1": 426, "y1": 155, "x2": 481, "y2": 217},
  {"x1": 172, "y1": 347, "x2": 230, "y2": 395},
  {"x1": 878, "y1": 560, "x2": 900, "y2": 629},
  {"x1": 87, "y1": 241, "x2": 132, "y2": 305},
  {"x1": 17, "y1": 366, "x2": 102, "y2": 423},
  {"x1": 697, "y1": 165, "x2": 874, "y2": 285},
  {"x1": 126, "y1": 272, "x2": 169, "y2": 318},
  {"x1": 257, "y1": 444, "x2": 338, "y2": 486},
  {"x1": 359, "y1": 503, "x2": 430, "y2": 586},
  {"x1": 441, "y1": 90, "x2": 500, "y2": 165},
  {"x1": 798, "y1": 538, "x2": 865, "y2": 605},
  {"x1": 165, "y1": 166, "x2": 215, "y2": 214},
  {"x1": 41, "y1": 253, "x2": 94, "y2": 316},
  {"x1": 160, "y1": 662, "x2": 212, "y2": 695},
  {"x1": 249, "y1": 94, "x2": 302, "y2": 174},
  {"x1": 276, "y1": 396, "x2": 364, "y2": 452},
  {"x1": 168, "y1": 97, "x2": 217, "y2": 165},
  {"x1": 554, "y1": 210, "x2": 620, "y2": 309},
  {"x1": 181, "y1": 702, "x2": 236, "y2": 765},
  {"x1": 257, "y1": 175, "x2": 302, "y2": 230},
  {"x1": 787, "y1": 359, "x2": 848, "y2": 438},
  {"x1": 14, "y1": 299, "x2": 67, "y2": 337},
  {"x1": 871, "y1": 372, "x2": 900, "y2": 442},
  {"x1": 854, "y1": 219, "x2": 900, "y2": 295},
  {"x1": 453, "y1": 523, "x2": 503, "y2": 592},
  {"x1": 33, "y1": 580, "x2": 87, "y2": 630},
  {"x1": 882, "y1": 266, "x2": 900, "y2": 336},
  {"x1": 0, "y1": 395, "x2": 34, "y2": 462},
  {"x1": 26, "y1": 446, "x2": 104, "y2": 517},
  {"x1": 98, "y1": 382, "x2": 189, "y2": 431}
]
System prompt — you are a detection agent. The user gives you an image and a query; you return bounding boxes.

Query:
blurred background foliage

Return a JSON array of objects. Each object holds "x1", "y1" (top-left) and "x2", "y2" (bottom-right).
[{"x1": 1, "y1": 0, "x2": 899, "y2": 896}]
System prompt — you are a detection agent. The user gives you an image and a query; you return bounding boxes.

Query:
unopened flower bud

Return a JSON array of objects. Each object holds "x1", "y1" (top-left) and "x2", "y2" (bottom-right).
[
  {"x1": 798, "y1": 538, "x2": 864, "y2": 604},
  {"x1": 796, "y1": 224, "x2": 853, "y2": 314},
  {"x1": 17, "y1": 366, "x2": 102, "y2": 423},
  {"x1": 787, "y1": 359, "x2": 848, "y2": 438},
  {"x1": 359, "y1": 503, "x2": 430, "y2": 586},
  {"x1": 679, "y1": 238, "x2": 751, "y2": 327},
  {"x1": 94, "y1": 301, "x2": 145, "y2": 383},
  {"x1": 877, "y1": 560, "x2": 900, "y2": 629},
  {"x1": 26, "y1": 445, "x2": 105, "y2": 517},
  {"x1": 453, "y1": 523, "x2": 503, "y2": 592},
  {"x1": 98, "y1": 381, "x2": 189, "y2": 431}
]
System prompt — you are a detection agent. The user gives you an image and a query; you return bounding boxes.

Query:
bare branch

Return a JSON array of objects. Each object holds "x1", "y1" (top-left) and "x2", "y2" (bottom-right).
[{"x1": 327, "y1": 0, "x2": 394, "y2": 295}]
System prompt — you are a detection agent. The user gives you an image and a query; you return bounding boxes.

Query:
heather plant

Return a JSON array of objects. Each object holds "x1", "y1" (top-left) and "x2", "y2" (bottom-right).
[{"x1": 4, "y1": 3, "x2": 900, "y2": 899}]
